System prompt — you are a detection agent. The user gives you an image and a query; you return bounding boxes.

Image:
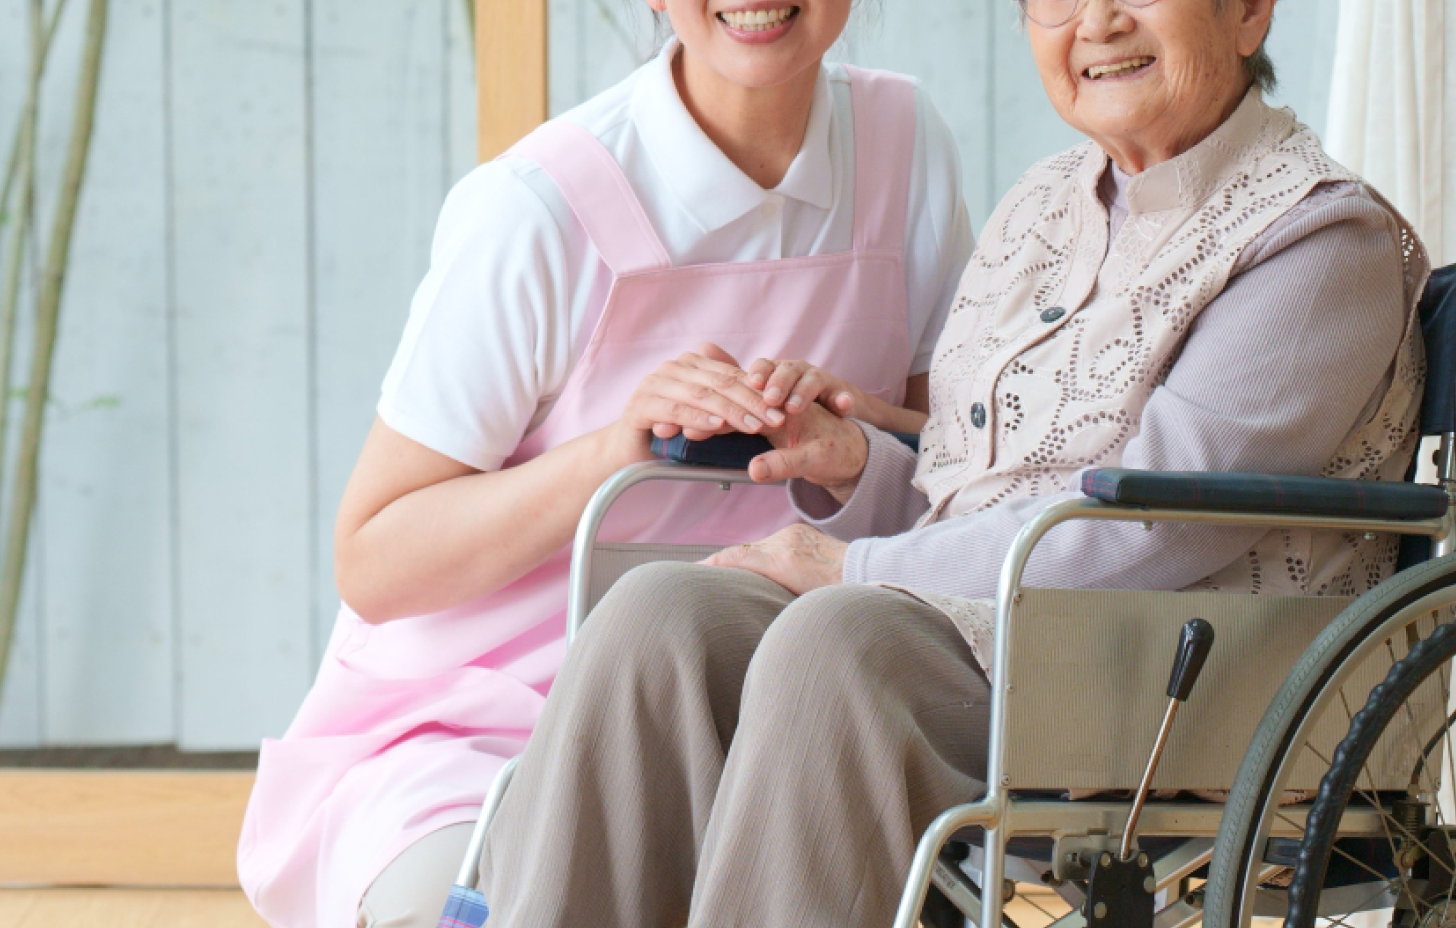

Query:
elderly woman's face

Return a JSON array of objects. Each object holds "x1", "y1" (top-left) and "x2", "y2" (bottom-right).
[{"x1": 1027, "y1": 0, "x2": 1275, "y2": 171}]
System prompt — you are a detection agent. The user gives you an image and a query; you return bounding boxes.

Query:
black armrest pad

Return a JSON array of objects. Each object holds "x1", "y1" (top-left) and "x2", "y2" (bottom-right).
[
  {"x1": 1082, "y1": 468, "x2": 1449, "y2": 521},
  {"x1": 651, "y1": 430, "x2": 921, "y2": 469},
  {"x1": 651, "y1": 433, "x2": 772, "y2": 469}
]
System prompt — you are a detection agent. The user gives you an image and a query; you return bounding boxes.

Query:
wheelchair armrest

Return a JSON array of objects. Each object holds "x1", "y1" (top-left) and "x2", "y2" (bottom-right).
[
  {"x1": 1081, "y1": 468, "x2": 1450, "y2": 522},
  {"x1": 651, "y1": 429, "x2": 920, "y2": 469}
]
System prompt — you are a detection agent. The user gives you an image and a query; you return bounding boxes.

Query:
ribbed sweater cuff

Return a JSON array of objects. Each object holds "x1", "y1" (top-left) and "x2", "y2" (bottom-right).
[{"x1": 789, "y1": 421, "x2": 925, "y2": 542}]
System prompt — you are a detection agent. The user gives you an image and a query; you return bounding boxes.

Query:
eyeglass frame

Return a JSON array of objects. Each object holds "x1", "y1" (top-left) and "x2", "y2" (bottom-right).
[{"x1": 1015, "y1": 0, "x2": 1167, "y2": 29}]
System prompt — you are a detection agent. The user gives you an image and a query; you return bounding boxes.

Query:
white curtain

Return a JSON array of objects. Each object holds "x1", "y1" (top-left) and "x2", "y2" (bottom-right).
[{"x1": 1326, "y1": 0, "x2": 1451, "y2": 265}]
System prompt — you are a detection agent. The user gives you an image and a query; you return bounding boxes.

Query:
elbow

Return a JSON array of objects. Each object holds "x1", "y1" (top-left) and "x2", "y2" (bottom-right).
[{"x1": 334, "y1": 540, "x2": 400, "y2": 626}]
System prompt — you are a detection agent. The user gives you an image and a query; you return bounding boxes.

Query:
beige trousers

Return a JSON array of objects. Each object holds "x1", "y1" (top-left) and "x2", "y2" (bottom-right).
[{"x1": 476, "y1": 562, "x2": 992, "y2": 928}]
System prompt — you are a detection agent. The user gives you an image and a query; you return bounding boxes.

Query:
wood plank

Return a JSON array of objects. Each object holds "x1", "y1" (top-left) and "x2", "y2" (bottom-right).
[
  {"x1": 989, "y1": 5, "x2": 1084, "y2": 217},
  {"x1": 309, "y1": 0, "x2": 451, "y2": 654},
  {"x1": 546, "y1": 0, "x2": 655, "y2": 118},
  {"x1": 0, "y1": 771, "x2": 254, "y2": 887},
  {"x1": 842, "y1": 0, "x2": 999, "y2": 230},
  {"x1": 1263, "y1": 0, "x2": 1341, "y2": 139},
  {"x1": 34, "y1": 0, "x2": 174, "y2": 744},
  {"x1": 169, "y1": 1, "x2": 314, "y2": 749},
  {"x1": 447, "y1": 0, "x2": 479, "y2": 177},
  {"x1": 0, "y1": 890, "x2": 266, "y2": 928},
  {"x1": 476, "y1": 0, "x2": 547, "y2": 160}
]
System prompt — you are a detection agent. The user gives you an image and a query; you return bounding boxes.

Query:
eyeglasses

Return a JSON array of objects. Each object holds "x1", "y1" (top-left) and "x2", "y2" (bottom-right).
[{"x1": 1017, "y1": 0, "x2": 1166, "y2": 29}]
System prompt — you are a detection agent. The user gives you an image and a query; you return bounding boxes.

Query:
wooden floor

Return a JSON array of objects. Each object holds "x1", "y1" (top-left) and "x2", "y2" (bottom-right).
[
  {"x1": 0, "y1": 887, "x2": 1068, "y2": 928},
  {"x1": 0, "y1": 889, "x2": 267, "y2": 928}
]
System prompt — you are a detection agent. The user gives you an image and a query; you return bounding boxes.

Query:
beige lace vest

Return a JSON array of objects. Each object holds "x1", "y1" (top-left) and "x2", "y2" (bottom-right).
[{"x1": 914, "y1": 91, "x2": 1430, "y2": 599}]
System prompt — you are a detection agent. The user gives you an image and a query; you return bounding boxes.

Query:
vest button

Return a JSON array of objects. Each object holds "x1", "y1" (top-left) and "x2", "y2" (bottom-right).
[
  {"x1": 970, "y1": 403, "x2": 987, "y2": 429},
  {"x1": 1040, "y1": 306, "x2": 1066, "y2": 323}
]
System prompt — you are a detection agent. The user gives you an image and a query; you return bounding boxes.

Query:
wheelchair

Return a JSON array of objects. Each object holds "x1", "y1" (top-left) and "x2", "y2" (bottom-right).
[{"x1": 444, "y1": 264, "x2": 1456, "y2": 928}]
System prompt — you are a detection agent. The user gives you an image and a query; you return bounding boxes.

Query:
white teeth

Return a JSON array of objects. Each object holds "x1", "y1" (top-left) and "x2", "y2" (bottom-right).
[
  {"x1": 720, "y1": 7, "x2": 796, "y2": 30},
  {"x1": 1087, "y1": 57, "x2": 1154, "y2": 80}
]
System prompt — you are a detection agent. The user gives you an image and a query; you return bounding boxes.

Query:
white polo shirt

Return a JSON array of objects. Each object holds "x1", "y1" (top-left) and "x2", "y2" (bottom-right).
[{"x1": 379, "y1": 40, "x2": 974, "y2": 472}]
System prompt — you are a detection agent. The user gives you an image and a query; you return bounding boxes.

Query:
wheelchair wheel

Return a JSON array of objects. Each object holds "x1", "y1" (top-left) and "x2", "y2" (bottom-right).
[{"x1": 1204, "y1": 553, "x2": 1456, "y2": 928}]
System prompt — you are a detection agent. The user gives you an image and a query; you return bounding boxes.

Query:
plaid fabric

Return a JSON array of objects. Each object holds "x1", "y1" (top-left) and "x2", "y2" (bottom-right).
[
  {"x1": 1419, "y1": 264, "x2": 1456, "y2": 436},
  {"x1": 651, "y1": 433, "x2": 770, "y2": 469},
  {"x1": 651, "y1": 430, "x2": 920, "y2": 469},
  {"x1": 437, "y1": 886, "x2": 490, "y2": 928},
  {"x1": 1081, "y1": 468, "x2": 1449, "y2": 521}
]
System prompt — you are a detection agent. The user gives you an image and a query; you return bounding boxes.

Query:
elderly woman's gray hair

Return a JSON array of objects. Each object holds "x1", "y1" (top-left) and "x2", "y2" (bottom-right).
[{"x1": 1219, "y1": 0, "x2": 1278, "y2": 91}]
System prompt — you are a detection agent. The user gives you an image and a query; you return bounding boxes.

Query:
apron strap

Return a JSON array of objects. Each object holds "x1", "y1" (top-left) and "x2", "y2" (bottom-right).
[
  {"x1": 508, "y1": 120, "x2": 673, "y2": 277},
  {"x1": 843, "y1": 66, "x2": 917, "y2": 255}
]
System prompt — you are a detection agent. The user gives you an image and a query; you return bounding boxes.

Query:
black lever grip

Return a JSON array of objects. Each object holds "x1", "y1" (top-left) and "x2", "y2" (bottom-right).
[{"x1": 1166, "y1": 618, "x2": 1215, "y2": 702}]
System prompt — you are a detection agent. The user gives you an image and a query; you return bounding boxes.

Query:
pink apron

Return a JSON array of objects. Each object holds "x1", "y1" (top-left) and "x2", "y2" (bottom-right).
[{"x1": 239, "y1": 66, "x2": 917, "y2": 928}]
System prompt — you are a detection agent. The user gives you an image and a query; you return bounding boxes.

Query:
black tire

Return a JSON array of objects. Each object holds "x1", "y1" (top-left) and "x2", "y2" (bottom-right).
[
  {"x1": 1203, "y1": 553, "x2": 1456, "y2": 928},
  {"x1": 1284, "y1": 618, "x2": 1456, "y2": 927}
]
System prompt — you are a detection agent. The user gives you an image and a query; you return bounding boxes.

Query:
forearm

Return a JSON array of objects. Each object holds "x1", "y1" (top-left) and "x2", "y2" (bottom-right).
[{"x1": 337, "y1": 427, "x2": 636, "y2": 623}]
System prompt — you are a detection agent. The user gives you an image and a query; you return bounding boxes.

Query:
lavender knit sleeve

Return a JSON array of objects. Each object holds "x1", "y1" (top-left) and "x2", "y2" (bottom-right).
[
  {"x1": 788, "y1": 422, "x2": 929, "y2": 540},
  {"x1": 834, "y1": 186, "x2": 1412, "y2": 598}
]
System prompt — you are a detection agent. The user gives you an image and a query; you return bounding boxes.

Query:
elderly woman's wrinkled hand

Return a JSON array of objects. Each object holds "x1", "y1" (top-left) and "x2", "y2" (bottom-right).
[
  {"x1": 702, "y1": 524, "x2": 846, "y2": 595},
  {"x1": 745, "y1": 401, "x2": 868, "y2": 504}
]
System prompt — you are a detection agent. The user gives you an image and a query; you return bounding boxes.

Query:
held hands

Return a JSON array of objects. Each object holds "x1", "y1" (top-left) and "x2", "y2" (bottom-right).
[
  {"x1": 745, "y1": 359, "x2": 929, "y2": 435},
  {"x1": 610, "y1": 343, "x2": 870, "y2": 499},
  {"x1": 703, "y1": 524, "x2": 847, "y2": 595},
  {"x1": 609, "y1": 343, "x2": 787, "y2": 466}
]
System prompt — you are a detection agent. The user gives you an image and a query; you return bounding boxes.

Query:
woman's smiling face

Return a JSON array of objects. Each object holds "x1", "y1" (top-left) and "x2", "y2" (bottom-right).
[
  {"x1": 647, "y1": 2, "x2": 852, "y2": 88},
  {"x1": 1027, "y1": 0, "x2": 1275, "y2": 171}
]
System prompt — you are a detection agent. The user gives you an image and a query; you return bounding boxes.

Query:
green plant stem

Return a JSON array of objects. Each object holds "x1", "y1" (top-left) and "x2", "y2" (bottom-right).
[
  {"x1": 0, "y1": 0, "x2": 107, "y2": 691},
  {"x1": 0, "y1": 0, "x2": 72, "y2": 230},
  {"x1": 0, "y1": 0, "x2": 48, "y2": 507}
]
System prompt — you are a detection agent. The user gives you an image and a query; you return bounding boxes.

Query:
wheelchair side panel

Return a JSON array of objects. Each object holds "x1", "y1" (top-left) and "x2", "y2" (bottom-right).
[
  {"x1": 586, "y1": 543, "x2": 725, "y2": 615},
  {"x1": 1002, "y1": 589, "x2": 1447, "y2": 792}
]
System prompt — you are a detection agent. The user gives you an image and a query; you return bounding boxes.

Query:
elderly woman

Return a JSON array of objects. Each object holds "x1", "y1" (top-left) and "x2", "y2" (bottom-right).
[{"x1": 474, "y1": 1, "x2": 1431, "y2": 926}]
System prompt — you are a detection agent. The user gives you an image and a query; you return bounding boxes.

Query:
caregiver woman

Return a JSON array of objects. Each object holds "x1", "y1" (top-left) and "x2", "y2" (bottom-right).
[
  {"x1": 238, "y1": 1, "x2": 974, "y2": 927},
  {"x1": 474, "y1": 0, "x2": 1432, "y2": 927}
]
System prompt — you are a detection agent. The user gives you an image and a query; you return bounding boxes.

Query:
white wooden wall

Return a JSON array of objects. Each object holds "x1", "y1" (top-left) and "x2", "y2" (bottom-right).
[
  {"x1": 0, "y1": 0, "x2": 1337, "y2": 749},
  {"x1": 0, "y1": 0, "x2": 477, "y2": 749}
]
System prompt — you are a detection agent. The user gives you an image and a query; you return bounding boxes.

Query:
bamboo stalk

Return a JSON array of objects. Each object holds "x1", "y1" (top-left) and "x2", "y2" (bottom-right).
[
  {"x1": 0, "y1": 0, "x2": 47, "y2": 517},
  {"x1": 0, "y1": 0, "x2": 72, "y2": 230},
  {"x1": 0, "y1": 0, "x2": 107, "y2": 688}
]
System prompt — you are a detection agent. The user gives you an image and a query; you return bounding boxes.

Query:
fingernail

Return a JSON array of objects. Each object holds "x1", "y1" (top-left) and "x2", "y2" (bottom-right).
[
  {"x1": 744, "y1": 415, "x2": 763, "y2": 431},
  {"x1": 764, "y1": 386, "x2": 783, "y2": 402},
  {"x1": 709, "y1": 415, "x2": 724, "y2": 427},
  {"x1": 765, "y1": 408, "x2": 785, "y2": 425},
  {"x1": 788, "y1": 394, "x2": 803, "y2": 409}
]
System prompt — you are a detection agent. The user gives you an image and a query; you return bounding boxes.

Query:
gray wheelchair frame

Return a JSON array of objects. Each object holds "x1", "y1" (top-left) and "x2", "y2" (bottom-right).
[{"x1": 451, "y1": 442, "x2": 1456, "y2": 928}]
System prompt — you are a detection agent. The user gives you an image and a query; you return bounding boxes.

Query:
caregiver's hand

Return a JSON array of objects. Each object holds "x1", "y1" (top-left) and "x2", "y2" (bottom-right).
[
  {"x1": 610, "y1": 343, "x2": 786, "y2": 463},
  {"x1": 746, "y1": 401, "x2": 867, "y2": 505},
  {"x1": 702, "y1": 524, "x2": 846, "y2": 595},
  {"x1": 745, "y1": 359, "x2": 929, "y2": 434}
]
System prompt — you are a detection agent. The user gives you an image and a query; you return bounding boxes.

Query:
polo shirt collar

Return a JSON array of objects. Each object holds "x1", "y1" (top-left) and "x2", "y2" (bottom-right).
[{"x1": 630, "y1": 38, "x2": 836, "y2": 233}]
